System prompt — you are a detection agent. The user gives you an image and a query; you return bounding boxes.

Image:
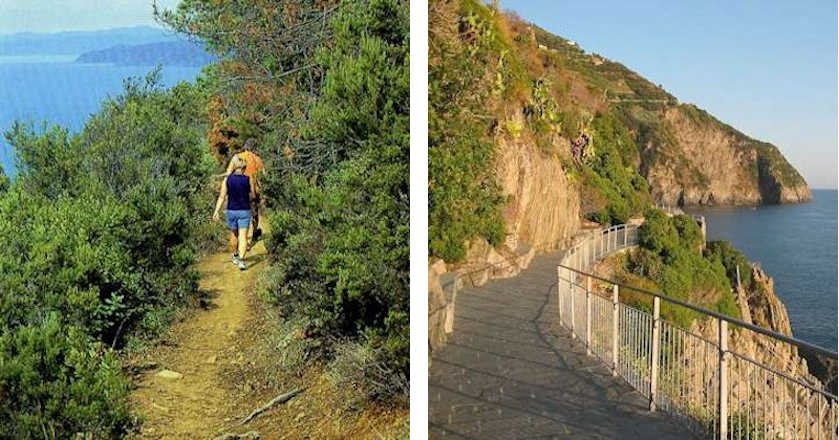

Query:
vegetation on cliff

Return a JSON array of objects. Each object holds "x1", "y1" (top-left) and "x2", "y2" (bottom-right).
[
  {"x1": 0, "y1": 72, "x2": 215, "y2": 437},
  {"x1": 613, "y1": 210, "x2": 739, "y2": 327},
  {"x1": 0, "y1": 0, "x2": 408, "y2": 436},
  {"x1": 159, "y1": 0, "x2": 409, "y2": 408},
  {"x1": 429, "y1": 0, "x2": 509, "y2": 261},
  {"x1": 429, "y1": 0, "x2": 653, "y2": 261}
]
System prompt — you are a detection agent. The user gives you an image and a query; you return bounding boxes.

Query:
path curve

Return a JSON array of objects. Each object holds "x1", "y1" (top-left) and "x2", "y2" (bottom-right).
[
  {"x1": 429, "y1": 249, "x2": 696, "y2": 439},
  {"x1": 130, "y1": 234, "x2": 269, "y2": 439}
]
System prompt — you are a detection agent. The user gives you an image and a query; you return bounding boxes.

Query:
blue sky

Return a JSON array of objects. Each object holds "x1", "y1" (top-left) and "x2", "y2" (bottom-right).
[
  {"x1": 0, "y1": 0, "x2": 180, "y2": 34},
  {"x1": 501, "y1": 0, "x2": 838, "y2": 189}
]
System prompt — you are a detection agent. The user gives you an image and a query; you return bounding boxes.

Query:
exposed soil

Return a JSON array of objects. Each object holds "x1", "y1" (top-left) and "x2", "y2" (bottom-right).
[
  {"x1": 129, "y1": 235, "x2": 270, "y2": 438},
  {"x1": 128, "y1": 234, "x2": 407, "y2": 439}
]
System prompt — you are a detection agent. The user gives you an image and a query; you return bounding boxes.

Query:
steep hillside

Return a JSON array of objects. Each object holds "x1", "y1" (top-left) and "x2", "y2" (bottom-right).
[
  {"x1": 429, "y1": 0, "x2": 810, "y2": 264},
  {"x1": 531, "y1": 22, "x2": 811, "y2": 206}
]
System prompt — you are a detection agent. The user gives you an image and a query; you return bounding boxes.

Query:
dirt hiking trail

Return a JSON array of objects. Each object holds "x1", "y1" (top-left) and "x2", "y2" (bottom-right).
[
  {"x1": 130, "y1": 235, "x2": 270, "y2": 439},
  {"x1": 128, "y1": 231, "x2": 407, "y2": 440}
]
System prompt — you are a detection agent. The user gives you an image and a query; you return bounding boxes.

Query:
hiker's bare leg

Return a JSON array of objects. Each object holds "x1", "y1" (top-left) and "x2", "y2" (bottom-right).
[
  {"x1": 247, "y1": 207, "x2": 259, "y2": 250},
  {"x1": 229, "y1": 230, "x2": 238, "y2": 254},
  {"x1": 238, "y1": 227, "x2": 248, "y2": 260},
  {"x1": 253, "y1": 206, "x2": 260, "y2": 232}
]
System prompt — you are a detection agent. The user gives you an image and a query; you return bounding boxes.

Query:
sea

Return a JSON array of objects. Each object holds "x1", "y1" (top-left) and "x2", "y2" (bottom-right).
[
  {"x1": 0, "y1": 55, "x2": 203, "y2": 175},
  {"x1": 687, "y1": 189, "x2": 838, "y2": 350}
]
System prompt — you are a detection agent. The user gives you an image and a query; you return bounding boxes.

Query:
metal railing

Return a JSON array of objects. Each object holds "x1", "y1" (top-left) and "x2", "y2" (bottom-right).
[
  {"x1": 557, "y1": 224, "x2": 838, "y2": 439},
  {"x1": 655, "y1": 202, "x2": 685, "y2": 216}
]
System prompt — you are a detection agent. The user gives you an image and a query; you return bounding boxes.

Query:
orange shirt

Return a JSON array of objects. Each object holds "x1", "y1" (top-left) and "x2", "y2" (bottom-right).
[{"x1": 236, "y1": 151, "x2": 264, "y2": 178}]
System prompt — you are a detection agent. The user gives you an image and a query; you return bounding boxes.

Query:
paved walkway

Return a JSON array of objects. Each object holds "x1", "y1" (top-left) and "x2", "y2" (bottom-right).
[{"x1": 429, "y1": 250, "x2": 696, "y2": 439}]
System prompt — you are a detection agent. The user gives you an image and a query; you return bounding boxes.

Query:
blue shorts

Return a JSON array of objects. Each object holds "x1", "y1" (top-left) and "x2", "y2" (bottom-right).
[{"x1": 226, "y1": 209, "x2": 251, "y2": 230}]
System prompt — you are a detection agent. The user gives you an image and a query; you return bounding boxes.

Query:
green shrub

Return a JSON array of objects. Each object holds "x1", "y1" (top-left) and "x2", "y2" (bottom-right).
[
  {"x1": 628, "y1": 210, "x2": 738, "y2": 327},
  {"x1": 327, "y1": 336, "x2": 409, "y2": 409},
  {"x1": 258, "y1": 0, "x2": 410, "y2": 401},
  {"x1": 429, "y1": 0, "x2": 507, "y2": 262},
  {"x1": 580, "y1": 111, "x2": 650, "y2": 225},
  {"x1": 705, "y1": 240, "x2": 754, "y2": 289},
  {"x1": 0, "y1": 72, "x2": 214, "y2": 435},
  {"x1": 270, "y1": 315, "x2": 316, "y2": 376},
  {"x1": 0, "y1": 316, "x2": 132, "y2": 439}
]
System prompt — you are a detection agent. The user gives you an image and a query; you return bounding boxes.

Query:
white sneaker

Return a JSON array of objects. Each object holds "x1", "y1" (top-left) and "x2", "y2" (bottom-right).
[
  {"x1": 232, "y1": 254, "x2": 240, "y2": 265},
  {"x1": 238, "y1": 260, "x2": 247, "y2": 271}
]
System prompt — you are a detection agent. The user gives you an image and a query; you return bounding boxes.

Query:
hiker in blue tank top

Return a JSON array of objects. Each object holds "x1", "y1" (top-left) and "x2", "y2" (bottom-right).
[{"x1": 212, "y1": 156, "x2": 255, "y2": 270}]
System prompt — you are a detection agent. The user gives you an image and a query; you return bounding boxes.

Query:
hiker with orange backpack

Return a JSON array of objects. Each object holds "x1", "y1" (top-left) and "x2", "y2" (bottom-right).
[{"x1": 225, "y1": 138, "x2": 266, "y2": 245}]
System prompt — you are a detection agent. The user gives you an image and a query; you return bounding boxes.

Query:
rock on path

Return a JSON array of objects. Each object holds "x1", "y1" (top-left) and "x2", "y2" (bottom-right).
[{"x1": 130, "y1": 235, "x2": 269, "y2": 439}]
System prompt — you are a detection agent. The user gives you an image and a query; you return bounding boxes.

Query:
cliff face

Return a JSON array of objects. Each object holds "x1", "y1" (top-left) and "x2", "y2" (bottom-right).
[
  {"x1": 640, "y1": 106, "x2": 812, "y2": 206},
  {"x1": 725, "y1": 266, "x2": 808, "y2": 378},
  {"x1": 428, "y1": 124, "x2": 581, "y2": 352},
  {"x1": 495, "y1": 113, "x2": 581, "y2": 252}
]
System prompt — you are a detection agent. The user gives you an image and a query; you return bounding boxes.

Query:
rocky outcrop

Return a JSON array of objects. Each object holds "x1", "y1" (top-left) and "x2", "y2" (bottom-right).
[
  {"x1": 642, "y1": 106, "x2": 812, "y2": 206},
  {"x1": 591, "y1": 255, "x2": 830, "y2": 437},
  {"x1": 428, "y1": 259, "x2": 449, "y2": 353},
  {"x1": 684, "y1": 266, "x2": 830, "y2": 438},
  {"x1": 495, "y1": 115, "x2": 581, "y2": 252},
  {"x1": 429, "y1": 113, "x2": 583, "y2": 353},
  {"x1": 723, "y1": 266, "x2": 813, "y2": 380}
]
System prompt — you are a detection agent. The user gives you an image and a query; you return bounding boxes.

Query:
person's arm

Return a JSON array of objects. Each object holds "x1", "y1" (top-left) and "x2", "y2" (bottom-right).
[
  {"x1": 224, "y1": 155, "x2": 235, "y2": 176},
  {"x1": 212, "y1": 177, "x2": 228, "y2": 221},
  {"x1": 248, "y1": 176, "x2": 256, "y2": 203},
  {"x1": 252, "y1": 174, "x2": 261, "y2": 196}
]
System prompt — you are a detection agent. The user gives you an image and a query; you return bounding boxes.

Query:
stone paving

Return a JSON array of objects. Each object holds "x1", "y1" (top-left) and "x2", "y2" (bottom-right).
[{"x1": 429, "y1": 250, "x2": 697, "y2": 439}]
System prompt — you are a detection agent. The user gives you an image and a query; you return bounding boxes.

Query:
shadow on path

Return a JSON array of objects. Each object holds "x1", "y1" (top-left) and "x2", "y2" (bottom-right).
[{"x1": 429, "y1": 251, "x2": 697, "y2": 439}]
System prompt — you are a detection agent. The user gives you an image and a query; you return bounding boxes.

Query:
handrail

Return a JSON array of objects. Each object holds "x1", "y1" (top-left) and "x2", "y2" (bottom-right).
[
  {"x1": 557, "y1": 222, "x2": 838, "y2": 439},
  {"x1": 558, "y1": 263, "x2": 838, "y2": 360}
]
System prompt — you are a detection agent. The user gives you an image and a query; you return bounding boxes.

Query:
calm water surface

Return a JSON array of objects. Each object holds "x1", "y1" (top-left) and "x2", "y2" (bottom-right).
[
  {"x1": 0, "y1": 55, "x2": 202, "y2": 174},
  {"x1": 687, "y1": 189, "x2": 837, "y2": 349}
]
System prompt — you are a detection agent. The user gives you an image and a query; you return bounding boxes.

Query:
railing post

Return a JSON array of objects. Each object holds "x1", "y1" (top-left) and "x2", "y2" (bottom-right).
[
  {"x1": 611, "y1": 284, "x2": 619, "y2": 376},
  {"x1": 624, "y1": 226, "x2": 628, "y2": 247},
  {"x1": 569, "y1": 269, "x2": 576, "y2": 340},
  {"x1": 650, "y1": 296, "x2": 660, "y2": 412},
  {"x1": 557, "y1": 265, "x2": 563, "y2": 325},
  {"x1": 719, "y1": 319, "x2": 729, "y2": 440},
  {"x1": 584, "y1": 239, "x2": 588, "y2": 268},
  {"x1": 444, "y1": 281, "x2": 457, "y2": 333},
  {"x1": 602, "y1": 230, "x2": 606, "y2": 254},
  {"x1": 585, "y1": 276, "x2": 592, "y2": 356}
]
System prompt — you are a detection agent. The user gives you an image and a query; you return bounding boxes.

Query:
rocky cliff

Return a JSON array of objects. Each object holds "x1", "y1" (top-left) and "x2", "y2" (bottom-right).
[
  {"x1": 640, "y1": 105, "x2": 812, "y2": 206},
  {"x1": 428, "y1": 125, "x2": 578, "y2": 351},
  {"x1": 430, "y1": 0, "x2": 810, "y2": 267},
  {"x1": 495, "y1": 112, "x2": 582, "y2": 252},
  {"x1": 593, "y1": 256, "x2": 830, "y2": 437},
  {"x1": 687, "y1": 266, "x2": 831, "y2": 438},
  {"x1": 528, "y1": 21, "x2": 811, "y2": 208}
]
